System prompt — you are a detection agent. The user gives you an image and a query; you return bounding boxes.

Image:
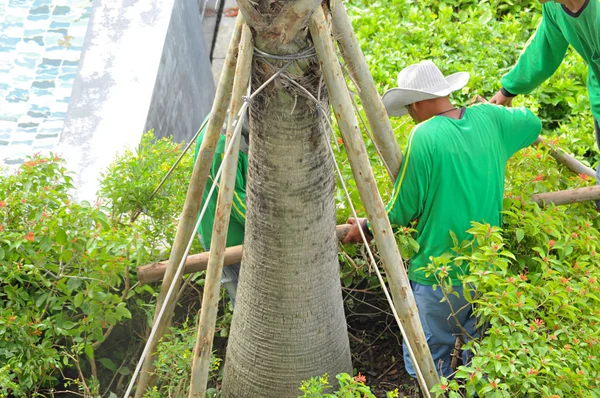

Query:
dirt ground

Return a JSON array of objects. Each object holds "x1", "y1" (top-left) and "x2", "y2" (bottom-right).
[{"x1": 346, "y1": 296, "x2": 421, "y2": 398}]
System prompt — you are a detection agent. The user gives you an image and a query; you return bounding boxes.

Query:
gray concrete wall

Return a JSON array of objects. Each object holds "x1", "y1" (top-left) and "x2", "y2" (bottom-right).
[
  {"x1": 58, "y1": 0, "x2": 215, "y2": 201},
  {"x1": 145, "y1": 0, "x2": 215, "y2": 143}
]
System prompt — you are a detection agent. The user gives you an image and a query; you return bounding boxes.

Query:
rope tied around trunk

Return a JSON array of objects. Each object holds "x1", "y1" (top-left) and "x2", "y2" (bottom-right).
[{"x1": 253, "y1": 45, "x2": 317, "y2": 60}]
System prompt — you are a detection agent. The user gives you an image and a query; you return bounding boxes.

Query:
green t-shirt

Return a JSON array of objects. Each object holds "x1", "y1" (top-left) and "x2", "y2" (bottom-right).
[
  {"x1": 501, "y1": 0, "x2": 600, "y2": 121},
  {"x1": 194, "y1": 119, "x2": 248, "y2": 250},
  {"x1": 385, "y1": 104, "x2": 541, "y2": 286}
]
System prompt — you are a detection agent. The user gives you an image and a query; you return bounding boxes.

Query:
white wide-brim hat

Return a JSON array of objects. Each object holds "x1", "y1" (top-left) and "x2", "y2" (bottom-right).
[{"x1": 382, "y1": 60, "x2": 470, "y2": 117}]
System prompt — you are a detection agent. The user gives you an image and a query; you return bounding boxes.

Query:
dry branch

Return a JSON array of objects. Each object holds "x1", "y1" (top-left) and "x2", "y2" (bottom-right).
[
  {"x1": 137, "y1": 224, "x2": 352, "y2": 285},
  {"x1": 531, "y1": 185, "x2": 600, "y2": 206},
  {"x1": 235, "y1": 0, "x2": 264, "y2": 29}
]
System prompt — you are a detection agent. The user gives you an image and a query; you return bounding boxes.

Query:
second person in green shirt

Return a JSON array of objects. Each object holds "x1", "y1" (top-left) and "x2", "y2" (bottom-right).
[{"x1": 490, "y1": 0, "x2": 599, "y2": 206}]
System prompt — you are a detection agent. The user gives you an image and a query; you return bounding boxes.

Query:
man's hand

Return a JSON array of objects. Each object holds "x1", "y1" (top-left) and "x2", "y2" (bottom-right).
[
  {"x1": 342, "y1": 217, "x2": 372, "y2": 244},
  {"x1": 489, "y1": 90, "x2": 514, "y2": 107}
]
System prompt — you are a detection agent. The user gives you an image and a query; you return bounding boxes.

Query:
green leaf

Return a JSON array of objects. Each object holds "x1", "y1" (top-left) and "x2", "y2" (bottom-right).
[
  {"x1": 60, "y1": 320, "x2": 76, "y2": 330},
  {"x1": 99, "y1": 357, "x2": 117, "y2": 372},
  {"x1": 35, "y1": 293, "x2": 48, "y2": 308},
  {"x1": 84, "y1": 344, "x2": 94, "y2": 360},
  {"x1": 60, "y1": 249, "x2": 73, "y2": 263},
  {"x1": 73, "y1": 292, "x2": 84, "y2": 308},
  {"x1": 88, "y1": 289, "x2": 106, "y2": 301},
  {"x1": 114, "y1": 302, "x2": 131, "y2": 319},
  {"x1": 516, "y1": 228, "x2": 524, "y2": 243},
  {"x1": 479, "y1": 9, "x2": 492, "y2": 24},
  {"x1": 55, "y1": 228, "x2": 67, "y2": 245},
  {"x1": 118, "y1": 366, "x2": 131, "y2": 376},
  {"x1": 66, "y1": 277, "x2": 82, "y2": 293},
  {"x1": 0, "y1": 246, "x2": 4, "y2": 261}
]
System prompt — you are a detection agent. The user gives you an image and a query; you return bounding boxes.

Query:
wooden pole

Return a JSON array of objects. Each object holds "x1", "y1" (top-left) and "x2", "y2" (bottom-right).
[
  {"x1": 134, "y1": 16, "x2": 245, "y2": 397},
  {"x1": 188, "y1": 23, "x2": 253, "y2": 398},
  {"x1": 310, "y1": 7, "x2": 440, "y2": 393},
  {"x1": 531, "y1": 185, "x2": 600, "y2": 206},
  {"x1": 137, "y1": 224, "x2": 352, "y2": 285},
  {"x1": 331, "y1": 1, "x2": 402, "y2": 181},
  {"x1": 533, "y1": 136, "x2": 596, "y2": 180}
]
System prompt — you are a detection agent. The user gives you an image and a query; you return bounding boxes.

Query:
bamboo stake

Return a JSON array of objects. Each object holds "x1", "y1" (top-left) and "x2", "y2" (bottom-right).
[
  {"x1": 531, "y1": 185, "x2": 600, "y2": 206},
  {"x1": 331, "y1": 1, "x2": 402, "y2": 181},
  {"x1": 533, "y1": 136, "x2": 596, "y2": 179},
  {"x1": 188, "y1": 23, "x2": 253, "y2": 398},
  {"x1": 134, "y1": 16, "x2": 245, "y2": 397},
  {"x1": 310, "y1": 7, "x2": 440, "y2": 394},
  {"x1": 137, "y1": 224, "x2": 352, "y2": 285}
]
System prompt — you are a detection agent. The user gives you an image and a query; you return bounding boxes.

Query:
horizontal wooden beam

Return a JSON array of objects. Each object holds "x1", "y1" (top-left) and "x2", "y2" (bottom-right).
[
  {"x1": 137, "y1": 224, "x2": 352, "y2": 285},
  {"x1": 531, "y1": 185, "x2": 600, "y2": 206}
]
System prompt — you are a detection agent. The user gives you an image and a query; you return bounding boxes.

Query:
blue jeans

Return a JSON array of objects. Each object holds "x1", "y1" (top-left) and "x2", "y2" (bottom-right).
[
  {"x1": 198, "y1": 234, "x2": 241, "y2": 307},
  {"x1": 403, "y1": 281, "x2": 477, "y2": 380}
]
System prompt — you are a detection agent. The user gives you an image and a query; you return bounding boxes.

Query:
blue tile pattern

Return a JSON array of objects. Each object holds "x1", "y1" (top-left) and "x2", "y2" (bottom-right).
[{"x1": 0, "y1": 0, "x2": 93, "y2": 167}]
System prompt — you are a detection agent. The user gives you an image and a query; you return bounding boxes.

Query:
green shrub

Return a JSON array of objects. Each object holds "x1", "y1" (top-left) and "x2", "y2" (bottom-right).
[
  {"x1": 299, "y1": 372, "x2": 400, "y2": 398},
  {"x1": 0, "y1": 133, "x2": 207, "y2": 396},
  {"x1": 423, "y1": 143, "x2": 600, "y2": 397},
  {"x1": 342, "y1": 2, "x2": 600, "y2": 396},
  {"x1": 142, "y1": 318, "x2": 223, "y2": 398},
  {"x1": 0, "y1": 154, "x2": 132, "y2": 396}
]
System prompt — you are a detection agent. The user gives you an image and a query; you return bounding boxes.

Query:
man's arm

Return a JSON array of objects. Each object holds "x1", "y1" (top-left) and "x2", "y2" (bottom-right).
[
  {"x1": 491, "y1": 7, "x2": 569, "y2": 105},
  {"x1": 496, "y1": 106, "x2": 543, "y2": 157}
]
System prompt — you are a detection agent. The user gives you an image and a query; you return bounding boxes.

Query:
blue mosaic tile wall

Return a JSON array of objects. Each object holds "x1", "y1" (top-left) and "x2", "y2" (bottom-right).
[{"x1": 0, "y1": 0, "x2": 93, "y2": 167}]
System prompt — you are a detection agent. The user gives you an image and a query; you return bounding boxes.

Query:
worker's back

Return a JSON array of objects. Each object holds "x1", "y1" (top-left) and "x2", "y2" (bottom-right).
[{"x1": 387, "y1": 103, "x2": 541, "y2": 285}]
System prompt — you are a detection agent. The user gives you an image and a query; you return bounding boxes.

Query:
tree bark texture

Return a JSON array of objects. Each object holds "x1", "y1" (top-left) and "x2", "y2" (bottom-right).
[{"x1": 222, "y1": 4, "x2": 352, "y2": 394}]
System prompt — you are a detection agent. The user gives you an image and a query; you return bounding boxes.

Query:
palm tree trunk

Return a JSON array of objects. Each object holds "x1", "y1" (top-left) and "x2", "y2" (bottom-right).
[{"x1": 221, "y1": 9, "x2": 352, "y2": 393}]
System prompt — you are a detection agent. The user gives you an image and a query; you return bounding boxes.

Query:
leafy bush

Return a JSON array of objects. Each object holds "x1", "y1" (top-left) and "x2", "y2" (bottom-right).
[
  {"x1": 3, "y1": 0, "x2": 600, "y2": 396},
  {"x1": 299, "y1": 372, "x2": 400, "y2": 398},
  {"x1": 343, "y1": 1, "x2": 600, "y2": 396},
  {"x1": 421, "y1": 143, "x2": 600, "y2": 397},
  {"x1": 142, "y1": 318, "x2": 223, "y2": 398},
  {"x1": 0, "y1": 133, "x2": 208, "y2": 396},
  {"x1": 0, "y1": 154, "x2": 132, "y2": 396},
  {"x1": 99, "y1": 131, "x2": 199, "y2": 254},
  {"x1": 340, "y1": 0, "x2": 599, "y2": 214}
]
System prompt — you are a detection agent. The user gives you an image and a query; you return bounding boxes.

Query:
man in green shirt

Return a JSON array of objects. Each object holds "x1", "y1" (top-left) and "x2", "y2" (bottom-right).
[
  {"x1": 194, "y1": 114, "x2": 249, "y2": 306},
  {"x1": 490, "y1": 0, "x2": 600, "y2": 205},
  {"x1": 344, "y1": 60, "x2": 542, "y2": 380}
]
